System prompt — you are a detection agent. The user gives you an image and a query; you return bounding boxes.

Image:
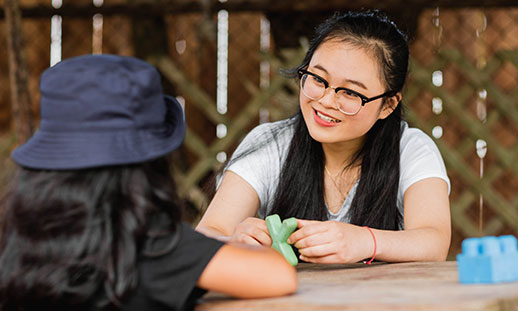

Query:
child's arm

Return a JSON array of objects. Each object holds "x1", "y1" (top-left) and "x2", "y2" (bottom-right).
[{"x1": 197, "y1": 243, "x2": 297, "y2": 298}]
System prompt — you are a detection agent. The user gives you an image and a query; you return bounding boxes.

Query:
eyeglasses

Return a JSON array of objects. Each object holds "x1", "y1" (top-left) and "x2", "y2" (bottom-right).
[{"x1": 298, "y1": 69, "x2": 392, "y2": 116}]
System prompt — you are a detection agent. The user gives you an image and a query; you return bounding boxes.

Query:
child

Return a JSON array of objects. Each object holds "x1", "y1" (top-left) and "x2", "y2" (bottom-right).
[
  {"x1": 0, "y1": 55, "x2": 297, "y2": 311},
  {"x1": 197, "y1": 10, "x2": 451, "y2": 264}
]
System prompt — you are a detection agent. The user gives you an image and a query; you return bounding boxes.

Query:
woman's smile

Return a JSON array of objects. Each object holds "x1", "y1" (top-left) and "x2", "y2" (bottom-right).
[{"x1": 314, "y1": 108, "x2": 342, "y2": 126}]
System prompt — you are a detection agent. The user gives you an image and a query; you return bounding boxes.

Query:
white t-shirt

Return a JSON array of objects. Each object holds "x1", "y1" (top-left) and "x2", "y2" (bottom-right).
[{"x1": 224, "y1": 119, "x2": 450, "y2": 227}]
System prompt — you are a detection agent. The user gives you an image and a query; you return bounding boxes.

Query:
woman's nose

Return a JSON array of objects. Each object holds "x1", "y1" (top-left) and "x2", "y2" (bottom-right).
[{"x1": 319, "y1": 88, "x2": 337, "y2": 109}]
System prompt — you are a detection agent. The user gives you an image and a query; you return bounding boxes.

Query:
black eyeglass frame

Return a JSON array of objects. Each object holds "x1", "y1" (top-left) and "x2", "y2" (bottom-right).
[{"x1": 298, "y1": 69, "x2": 393, "y2": 114}]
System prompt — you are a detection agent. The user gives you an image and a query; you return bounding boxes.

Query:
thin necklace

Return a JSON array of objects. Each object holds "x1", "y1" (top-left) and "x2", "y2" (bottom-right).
[{"x1": 324, "y1": 166, "x2": 346, "y2": 202}]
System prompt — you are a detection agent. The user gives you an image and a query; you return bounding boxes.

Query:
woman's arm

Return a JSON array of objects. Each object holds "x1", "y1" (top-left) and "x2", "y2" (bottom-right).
[
  {"x1": 196, "y1": 171, "x2": 271, "y2": 245},
  {"x1": 289, "y1": 177, "x2": 451, "y2": 263},
  {"x1": 376, "y1": 176, "x2": 451, "y2": 261},
  {"x1": 197, "y1": 243, "x2": 297, "y2": 298}
]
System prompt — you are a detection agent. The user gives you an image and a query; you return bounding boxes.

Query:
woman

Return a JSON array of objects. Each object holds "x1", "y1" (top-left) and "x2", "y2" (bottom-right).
[
  {"x1": 197, "y1": 10, "x2": 451, "y2": 264},
  {"x1": 0, "y1": 54, "x2": 296, "y2": 311}
]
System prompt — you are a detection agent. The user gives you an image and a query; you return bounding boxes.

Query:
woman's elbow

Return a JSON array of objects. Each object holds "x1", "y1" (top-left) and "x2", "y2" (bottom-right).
[
  {"x1": 432, "y1": 250, "x2": 448, "y2": 262},
  {"x1": 430, "y1": 234, "x2": 451, "y2": 261}
]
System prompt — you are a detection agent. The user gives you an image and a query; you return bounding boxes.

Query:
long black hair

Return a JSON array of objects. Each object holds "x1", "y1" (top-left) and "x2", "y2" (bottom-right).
[
  {"x1": 0, "y1": 157, "x2": 181, "y2": 310},
  {"x1": 268, "y1": 10, "x2": 409, "y2": 230}
]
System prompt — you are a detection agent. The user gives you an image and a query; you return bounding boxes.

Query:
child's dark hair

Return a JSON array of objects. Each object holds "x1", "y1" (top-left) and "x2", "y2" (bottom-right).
[
  {"x1": 0, "y1": 157, "x2": 181, "y2": 310},
  {"x1": 270, "y1": 10, "x2": 410, "y2": 229}
]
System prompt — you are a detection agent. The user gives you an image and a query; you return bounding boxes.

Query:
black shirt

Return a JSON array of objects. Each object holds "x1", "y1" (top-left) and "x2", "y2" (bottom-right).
[{"x1": 122, "y1": 223, "x2": 224, "y2": 311}]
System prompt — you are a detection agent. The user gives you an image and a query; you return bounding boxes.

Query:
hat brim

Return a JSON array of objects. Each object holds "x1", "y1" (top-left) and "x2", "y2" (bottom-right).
[{"x1": 11, "y1": 95, "x2": 186, "y2": 170}]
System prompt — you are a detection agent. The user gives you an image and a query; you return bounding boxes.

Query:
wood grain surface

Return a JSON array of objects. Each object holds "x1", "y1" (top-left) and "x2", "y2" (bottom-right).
[{"x1": 196, "y1": 261, "x2": 518, "y2": 311}]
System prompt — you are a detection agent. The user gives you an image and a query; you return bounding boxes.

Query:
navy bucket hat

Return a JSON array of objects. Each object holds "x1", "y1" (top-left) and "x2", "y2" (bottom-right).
[{"x1": 11, "y1": 54, "x2": 186, "y2": 170}]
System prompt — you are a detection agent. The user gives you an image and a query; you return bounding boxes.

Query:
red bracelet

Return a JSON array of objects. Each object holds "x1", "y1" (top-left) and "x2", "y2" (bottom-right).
[{"x1": 363, "y1": 226, "x2": 376, "y2": 265}]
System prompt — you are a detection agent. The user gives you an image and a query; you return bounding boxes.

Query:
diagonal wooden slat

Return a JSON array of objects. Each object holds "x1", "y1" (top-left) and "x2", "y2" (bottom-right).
[
  {"x1": 407, "y1": 109, "x2": 518, "y2": 231},
  {"x1": 495, "y1": 50, "x2": 518, "y2": 71},
  {"x1": 451, "y1": 172, "x2": 509, "y2": 238},
  {"x1": 184, "y1": 128, "x2": 209, "y2": 158},
  {"x1": 450, "y1": 191, "x2": 479, "y2": 237},
  {"x1": 149, "y1": 56, "x2": 230, "y2": 126},
  {"x1": 485, "y1": 218, "x2": 504, "y2": 236},
  {"x1": 438, "y1": 49, "x2": 518, "y2": 124},
  {"x1": 411, "y1": 60, "x2": 517, "y2": 173},
  {"x1": 450, "y1": 165, "x2": 505, "y2": 237}
]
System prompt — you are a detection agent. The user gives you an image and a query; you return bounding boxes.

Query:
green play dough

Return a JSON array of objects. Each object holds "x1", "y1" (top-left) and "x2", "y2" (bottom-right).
[{"x1": 265, "y1": 214, "x2": 298, "y2": 266}]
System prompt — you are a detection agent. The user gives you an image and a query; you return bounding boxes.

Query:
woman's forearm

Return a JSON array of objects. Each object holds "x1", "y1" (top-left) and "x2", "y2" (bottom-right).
[
  {"x1": 196, "y1": 224, "x2": 232, "y2": 242},
  {"x1": 372, "y1": 226, "x2": 450, "y2": 262}
]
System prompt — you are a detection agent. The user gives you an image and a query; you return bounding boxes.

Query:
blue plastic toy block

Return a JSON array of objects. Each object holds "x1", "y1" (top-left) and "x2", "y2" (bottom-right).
[{"x1": 457, "y1": 235, "x2": 518, "y2": 284}]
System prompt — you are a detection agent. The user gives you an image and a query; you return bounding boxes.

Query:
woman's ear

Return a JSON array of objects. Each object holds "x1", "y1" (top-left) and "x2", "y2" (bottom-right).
[{"x1": 379, "y1": 92, "x2": 402, "y2": 120}]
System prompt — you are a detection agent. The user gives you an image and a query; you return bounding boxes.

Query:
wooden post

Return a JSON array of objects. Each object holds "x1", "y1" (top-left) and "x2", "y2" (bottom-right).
[
  {"x1": 128, "y1": 0, "x2": 169, "y2": 58},
  {"x1": 4, "y1": 0, "x2": 34, "y2": 143}
]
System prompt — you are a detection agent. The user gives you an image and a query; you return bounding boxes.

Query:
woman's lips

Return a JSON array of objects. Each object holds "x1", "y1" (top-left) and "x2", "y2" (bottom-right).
[{"x1": 313, "y1": 109, "x2": 341, "y2": 127}]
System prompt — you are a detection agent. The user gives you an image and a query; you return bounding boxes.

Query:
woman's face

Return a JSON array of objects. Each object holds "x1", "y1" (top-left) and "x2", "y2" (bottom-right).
[{"x1": 300, "y1": 39, "x2": 395, "y2": 148}]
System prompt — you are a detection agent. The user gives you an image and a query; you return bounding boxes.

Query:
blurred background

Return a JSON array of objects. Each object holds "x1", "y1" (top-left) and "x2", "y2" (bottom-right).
[{"x1": 1, "y1": 0, "x2": 517, "y2": 258}]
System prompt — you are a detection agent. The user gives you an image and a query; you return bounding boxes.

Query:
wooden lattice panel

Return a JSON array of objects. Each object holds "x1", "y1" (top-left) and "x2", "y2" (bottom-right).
[
  {"x1": 410, "y1": 8, "x2": 518, "y2": 256},
  {"x1": 406, "y1": 50, "x2": 518, "y2": 256}
]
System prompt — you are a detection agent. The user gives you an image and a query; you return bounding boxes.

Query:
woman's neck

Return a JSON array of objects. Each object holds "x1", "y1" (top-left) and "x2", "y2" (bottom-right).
[{"x1": 321, "y1": 137, "x2": 364, "y2": 172}]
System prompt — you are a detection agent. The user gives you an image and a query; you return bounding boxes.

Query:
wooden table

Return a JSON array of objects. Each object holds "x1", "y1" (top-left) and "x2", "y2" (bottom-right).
[{"x1": 196, "y1": 261, "x2": 518, "y2": 311}]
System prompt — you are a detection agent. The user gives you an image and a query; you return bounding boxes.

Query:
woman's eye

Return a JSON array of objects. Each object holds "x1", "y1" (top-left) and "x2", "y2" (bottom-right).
[
  {"x1": 311, "y1": 75, "x2": 326, "y2": 85},
  {"x1": 341, "y1": 89, "x2": 360, "y2": 98}
]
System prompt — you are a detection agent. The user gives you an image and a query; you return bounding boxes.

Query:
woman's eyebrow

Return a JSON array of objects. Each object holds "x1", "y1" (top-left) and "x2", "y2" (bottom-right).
[{"x1": 312, "y1": 64, "x2": 368, "y2": 90}]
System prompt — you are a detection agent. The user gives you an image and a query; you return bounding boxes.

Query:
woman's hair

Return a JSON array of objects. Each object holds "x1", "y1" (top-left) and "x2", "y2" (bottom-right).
[
  {"x1": 0, "y1": 157, "x2": 181, "y2": 310},
  {"x1": 268, "y1": 10, "x2": 409, "y2": 229}
]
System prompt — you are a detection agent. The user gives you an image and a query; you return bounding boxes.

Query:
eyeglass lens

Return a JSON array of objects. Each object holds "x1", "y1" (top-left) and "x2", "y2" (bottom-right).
[{"x1": 301, "y1": 73, "x2": 362, "y2": 115}]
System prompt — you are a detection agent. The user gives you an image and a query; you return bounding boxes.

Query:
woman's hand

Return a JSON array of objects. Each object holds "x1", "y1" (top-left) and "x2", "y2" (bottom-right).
[
  {"x1": 288, "y1": 219, "x2": 374, "y2": 264},
  {"x1": 230, "y1": 217, "x2": 273, "y2": 246}
]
